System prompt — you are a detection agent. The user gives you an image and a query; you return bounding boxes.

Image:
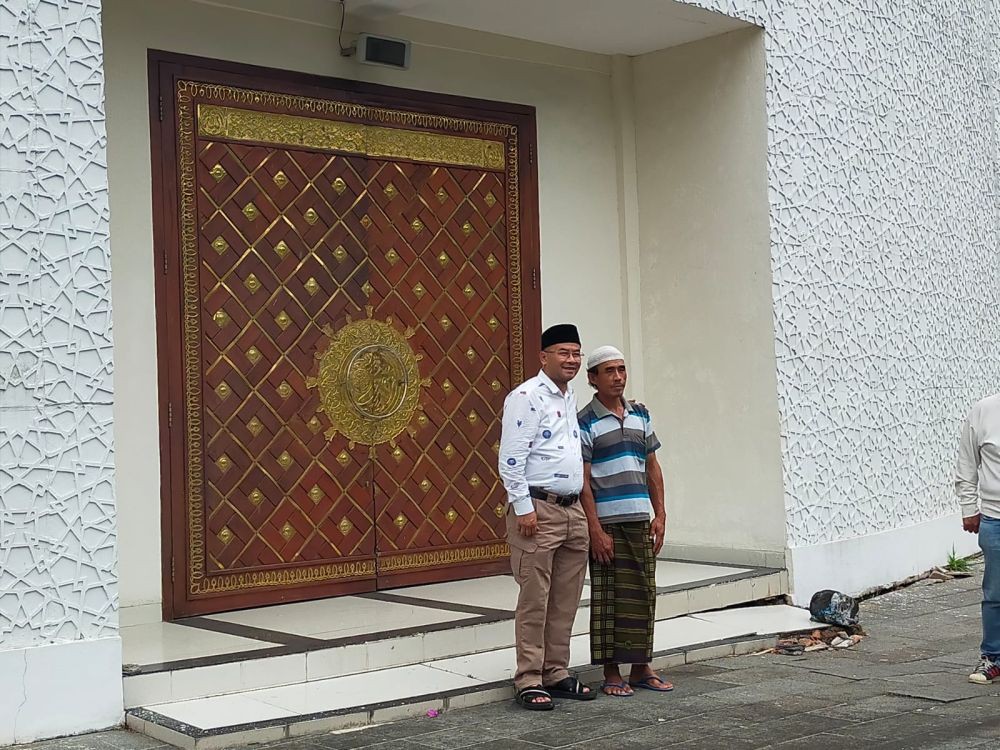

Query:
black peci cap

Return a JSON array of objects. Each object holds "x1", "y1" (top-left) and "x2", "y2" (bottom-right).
[{"x1": 541, "y1": 324, "x2": 581, "y2": 350}]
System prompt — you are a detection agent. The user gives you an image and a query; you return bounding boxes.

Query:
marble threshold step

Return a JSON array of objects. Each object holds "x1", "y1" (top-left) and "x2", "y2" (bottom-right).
[
  {"x1": 126, "y1": 604, "x2": 814, "y2": 750},
  {"x1": 123, "y1": 562, "x2": 788, "y2": 709}
]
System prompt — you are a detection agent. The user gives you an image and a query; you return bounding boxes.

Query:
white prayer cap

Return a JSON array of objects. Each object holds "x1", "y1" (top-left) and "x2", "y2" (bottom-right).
[{"x1": 587, "y1": 345, "x2": 625, "y2": 371}]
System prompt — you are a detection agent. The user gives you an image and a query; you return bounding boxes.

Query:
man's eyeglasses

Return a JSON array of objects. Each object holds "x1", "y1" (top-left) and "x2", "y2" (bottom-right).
[{"x1": 544, "y1": 348, "x2": 584, "y2": 361}]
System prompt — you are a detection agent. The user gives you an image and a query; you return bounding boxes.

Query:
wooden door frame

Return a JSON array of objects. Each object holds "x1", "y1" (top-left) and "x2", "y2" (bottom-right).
[{"x1": 148, "y1": 50, "x2": 542, "y2": 620}]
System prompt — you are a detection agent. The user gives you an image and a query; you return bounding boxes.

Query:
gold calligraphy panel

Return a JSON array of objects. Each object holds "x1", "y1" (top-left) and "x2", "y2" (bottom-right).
[{"x1": 197, "y1": 104, "x2": 506, "y2": 171}]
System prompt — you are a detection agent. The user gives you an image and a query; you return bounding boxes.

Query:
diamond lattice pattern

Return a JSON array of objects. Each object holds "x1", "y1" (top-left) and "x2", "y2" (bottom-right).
[{"x1": 196, "y1": 139, "x2": 510, "y2": 582}]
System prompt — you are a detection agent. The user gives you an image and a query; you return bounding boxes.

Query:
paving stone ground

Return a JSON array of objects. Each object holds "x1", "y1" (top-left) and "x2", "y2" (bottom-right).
[{"x1": 21, "y1": 559, "x2": 1000, "y2": 750}]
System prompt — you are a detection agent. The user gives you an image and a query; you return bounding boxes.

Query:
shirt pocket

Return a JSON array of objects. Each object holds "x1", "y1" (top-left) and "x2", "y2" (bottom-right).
[{"x1": 622, "y1": 426, "x2": 647, "y2": 458}]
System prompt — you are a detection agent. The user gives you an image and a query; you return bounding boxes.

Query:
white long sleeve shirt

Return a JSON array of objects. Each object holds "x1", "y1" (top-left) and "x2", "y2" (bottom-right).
[
  {"x1": 498, "y1": 370, "x2": 584, "y2": 516},
  {"x1": 955, "y1": 393, "x2": 1000, "y2": 520}
]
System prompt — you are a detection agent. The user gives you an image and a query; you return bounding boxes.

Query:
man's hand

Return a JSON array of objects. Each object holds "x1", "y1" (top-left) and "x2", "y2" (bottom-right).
[
  {"x1": 963, "y1": 513, "x2": 981, "y2": 534},
  {"x1": 650, "y1": 515, "x2": 666, "y2": 556},
  {"x1": 590, "y1": 526, "x2": 614, "y2": 564},
  {"x1": 517, "y1": 511, "x2": 538, "y2": 537}
]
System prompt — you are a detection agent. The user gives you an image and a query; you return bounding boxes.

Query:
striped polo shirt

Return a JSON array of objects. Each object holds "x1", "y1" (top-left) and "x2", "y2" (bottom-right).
[{"x1": 578, "y1": 397, "x2": 661, "y2": 523}]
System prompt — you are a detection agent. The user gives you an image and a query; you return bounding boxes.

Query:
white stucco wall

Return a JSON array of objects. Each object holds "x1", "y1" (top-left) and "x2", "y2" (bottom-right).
[
  {"x1": 0, "y1": 0, "x2": 123, "y2": 741},
  {"x1": 101, "y1": 0, "x2": 628, "y2": 613},
  {"x1": 674, "y1": 0, "x2": 997, "y2": 595},
  {"x1": 632, "y1": 29, "x2": 787, "y2": 557}
]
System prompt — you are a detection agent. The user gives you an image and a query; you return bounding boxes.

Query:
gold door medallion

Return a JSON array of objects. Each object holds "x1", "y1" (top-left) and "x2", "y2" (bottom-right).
[{"x1": 308, "y1": 310, "x2": 427, "y2": 448}]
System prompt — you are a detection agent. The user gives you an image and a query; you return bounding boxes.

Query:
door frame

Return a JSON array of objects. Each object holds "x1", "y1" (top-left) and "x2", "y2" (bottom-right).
[{"x1": 148, "y1": 50, "x2": 542, "y2": 620}]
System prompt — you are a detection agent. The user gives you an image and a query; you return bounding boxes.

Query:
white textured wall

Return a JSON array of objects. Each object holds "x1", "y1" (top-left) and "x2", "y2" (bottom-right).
[
  {"x1": 0, "y1": 0, "x2": 118, "y2": 650},
  {"x1": 0, "y1": 0, "x2": 123, "y2": 741},
  {"x1": 677, "y1": 0, "x2": 1000, "y2": 551},
  {"x1": 102, "y1": 0, "x2": 626, "y2": 612},
  {"x1": 632, "y1": 29, "x2": 786, "y2": 554}
]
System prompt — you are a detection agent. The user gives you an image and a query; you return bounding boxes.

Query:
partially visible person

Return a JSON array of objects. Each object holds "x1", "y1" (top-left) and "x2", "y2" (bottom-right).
[
  {"x1": 498, "y1": 324, "x2": 595, "y2": 710},
  {"x1": 956, "y1": 393, "x2": 1000, "y2": 684},
  {"x1": 578, "y1": 346, "x2": 669, "y2": 697}
]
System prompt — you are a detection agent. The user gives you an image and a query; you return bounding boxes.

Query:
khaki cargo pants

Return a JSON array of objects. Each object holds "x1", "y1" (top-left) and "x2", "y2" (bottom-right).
[{"x1": 506, "y1": 498, "x2": 589, "y2": 690}]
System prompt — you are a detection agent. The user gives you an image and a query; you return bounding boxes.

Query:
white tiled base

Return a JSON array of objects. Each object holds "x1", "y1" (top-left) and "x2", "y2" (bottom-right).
[
  {"x1": 0, "y1": 637, "x2": 124, "y2": 745},
  {"x1": 789, "y1": 512, "x2": 980, "y2": 605},
  {"x1": 134, "y1": 603, "x2": 811, "y2": 749},
  {"x1": 121, "y1": 622, "x2": 272, "y2": 666},
  {"x1": 121, "y1": 560, "x2": 759, "y2": 668},
  {"x1": 123, "y1": 563, "x2": 788, "y2": 709},
  {"x1": 205, "y1": 596, "x2": 478, "y2": 639}
]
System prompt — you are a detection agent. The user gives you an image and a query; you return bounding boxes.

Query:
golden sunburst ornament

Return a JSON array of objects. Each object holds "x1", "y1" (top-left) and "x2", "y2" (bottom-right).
[{"x1": 307, "y1": 307, "x2": 429, "y2": 452}]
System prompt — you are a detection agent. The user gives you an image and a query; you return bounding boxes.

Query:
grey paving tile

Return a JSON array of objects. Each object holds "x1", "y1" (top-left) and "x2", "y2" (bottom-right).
[
  {"x1": 697, "y1": 663, "x2": 814, "y2": 686},
  {"x1": 807, "y1": 694, "x2": 932, "y2": 722},
  {"x1": 715, "y1": 712, "x2": 852, "y2": 745},
  {"x1": 662, "y1": 675, "x2": 742, "y2": 695},
  {"x1": 835, "y1": 711, "x2": 967, "y2": 743},
  {"x1": 771, "y1": 733, "x2": 881, "y2": 750},
  {"x1": 514, "y1": 714, "x2": 653, "y2": 747},
  {"x1": 245, "y1": 741, "x2": 323, "y2": 750},
  {"x1": 668, "y1": 735, "x2": 768, "y2": 750},
  {"x1": 666, "y1": 663, "x2": 731, "y2": 677},
  {"x1": 882, "y1": 672, "x2": 1000, "y2": 702},
  {"x1": 19, "y1": 733, "x2": 166, "y2": 750},
  {"x1": 876, "y1": 729, "x2": 995, "y2": 750},
  {"x1": 564, "y1": 722, "x2": 735, "y2": 750}
]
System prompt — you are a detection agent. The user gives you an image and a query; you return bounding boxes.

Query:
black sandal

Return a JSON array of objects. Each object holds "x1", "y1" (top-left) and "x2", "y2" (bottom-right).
[
  {"x1": 515, "y1": 685, "x2": 554, "y2": 711},
  {"x1": 544, "y1": 676, "x2": 596, "y2": 701}
]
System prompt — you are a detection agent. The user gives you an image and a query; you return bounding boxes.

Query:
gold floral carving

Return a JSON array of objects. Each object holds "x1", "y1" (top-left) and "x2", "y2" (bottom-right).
[
  {"x1": 194, "y1": 561, "x2": 376, "y2": 594},
  {"x1": 198, "y1": 103, "x2": 505, "y2": 171},
  {"x1": 307, "y1": 312, "x2": 428, "y2": 447},
  {"x1": 379, "y1": 543, "x2": 509, "y2": 572}
]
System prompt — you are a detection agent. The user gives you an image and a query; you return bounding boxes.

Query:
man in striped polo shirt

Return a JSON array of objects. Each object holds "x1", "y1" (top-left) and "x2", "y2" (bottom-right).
[{"x1": 578, "y1": 346, "x2": 669, "y2": 696}]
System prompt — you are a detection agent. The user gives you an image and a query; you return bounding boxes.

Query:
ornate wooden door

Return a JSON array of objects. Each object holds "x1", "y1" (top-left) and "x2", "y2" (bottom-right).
[
  {"x1": 152, "y1": 55, "x2": 540, "y2": 617},
  {"x1": 365, "y1": 164, "x2": 513, "y2": 586}
]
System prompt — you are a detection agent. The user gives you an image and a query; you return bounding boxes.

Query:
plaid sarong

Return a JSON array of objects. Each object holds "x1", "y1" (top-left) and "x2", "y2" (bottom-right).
[{"x1": 589, "y1": 521, "x2": 656, "y2": 665}]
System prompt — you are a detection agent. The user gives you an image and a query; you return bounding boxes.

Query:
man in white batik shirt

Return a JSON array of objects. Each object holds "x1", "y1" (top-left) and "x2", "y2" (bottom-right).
[{"x1": 498, "y1": 323, "x2": 594, "y2": 710}]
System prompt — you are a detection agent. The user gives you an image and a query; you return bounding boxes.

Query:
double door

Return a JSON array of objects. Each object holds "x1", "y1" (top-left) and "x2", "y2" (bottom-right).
[{"x1": 152, "y1": 55, "x2": 540, "y2": 617}]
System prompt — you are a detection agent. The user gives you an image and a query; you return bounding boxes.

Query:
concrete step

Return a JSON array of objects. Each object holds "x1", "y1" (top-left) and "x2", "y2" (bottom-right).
[
  {"x1": 122, "y1": 563, "x2": 787, "y2": 708},
  {"x1": 126, "y1": 603, "x2": 813, "y2": 750}
]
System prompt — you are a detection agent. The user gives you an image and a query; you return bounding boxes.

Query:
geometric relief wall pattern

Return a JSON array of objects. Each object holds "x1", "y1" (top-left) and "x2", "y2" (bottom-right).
[
  {"x1": 0, "y1": 0, "x2": 116, "y2": 650},
  {"x1": 686, "y1": 0, "x2": 1000, "y2": 546}
]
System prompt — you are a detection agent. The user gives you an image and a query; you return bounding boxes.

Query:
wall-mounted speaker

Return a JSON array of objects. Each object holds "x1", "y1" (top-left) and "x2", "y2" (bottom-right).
[{"x1": 357, "y1": 33, "x2": 411, "y2": 70}]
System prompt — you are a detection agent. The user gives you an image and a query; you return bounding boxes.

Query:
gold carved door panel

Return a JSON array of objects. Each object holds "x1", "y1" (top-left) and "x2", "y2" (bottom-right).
[{"x1": 158, "y1": 68, "x2": 536, "y2": 616}]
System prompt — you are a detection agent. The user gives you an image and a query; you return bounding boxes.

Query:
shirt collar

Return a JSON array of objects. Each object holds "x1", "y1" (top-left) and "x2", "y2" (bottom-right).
[
  {"x1": 589, "y1": 395, "x2": 631, "y2": 419},
  {"x1": 537, "y1": 369, "x2": 572, "y2": 396}
]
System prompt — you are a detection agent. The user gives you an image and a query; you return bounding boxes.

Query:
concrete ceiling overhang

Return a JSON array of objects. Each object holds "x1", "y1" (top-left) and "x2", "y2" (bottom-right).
[{"x1": 347, "y1": 0, "x2": 751, "y2": 55}]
